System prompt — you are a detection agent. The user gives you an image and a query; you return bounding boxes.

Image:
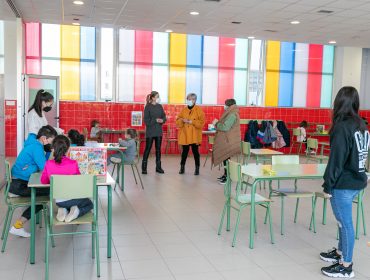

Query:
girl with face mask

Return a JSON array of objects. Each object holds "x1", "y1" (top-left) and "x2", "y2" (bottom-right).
[
  {"x1": 27, "y1": 89, "x2": 63, "y2": 138},
  {"x1": 142, "y1": 91, "x2": 167, "y2": 174},
  {"x1": 176, "y1": 93, "x2": 205, "y2": 175}
]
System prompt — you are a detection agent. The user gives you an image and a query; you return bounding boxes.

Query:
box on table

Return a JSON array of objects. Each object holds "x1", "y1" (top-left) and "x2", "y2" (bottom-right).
[{"x1": 68, "y1": 147, "x2": 107, "y2": 176}]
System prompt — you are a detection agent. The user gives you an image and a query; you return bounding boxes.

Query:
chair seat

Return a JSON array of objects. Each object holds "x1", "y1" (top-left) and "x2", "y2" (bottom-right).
[
  {"x1": 233, "y1": 193, "x2": 271, "y2": 204},
  {"x1": 53, "y1": 212, "x2": 94, "y2": 226},
  {"x1": 315, "y1": 191, "x2": 360, "y2": 203},
  {"x1": 273, "y1": 189, "x2": 314, "y2": 198},
  {"x1": 7, "y1": 196, "x2": 49, "y2": 206},
  {"x1": 308, "y1": 155, "x2": 329, "y2": 160}
]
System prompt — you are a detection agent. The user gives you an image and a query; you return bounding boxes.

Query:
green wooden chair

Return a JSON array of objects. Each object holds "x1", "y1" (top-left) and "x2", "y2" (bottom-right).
[
  {"x1": 305, "y1": 138, "x2": 329, "y2": 163},
  {"x1": 218, "y1": 160, "x2": 274, "y2": 247},
  {"x1": 310, "y1": 189, "x2": 366, "y2": 239},
  {"x1": 1, "y1": 160, "x2": 49, "y2": 253},
  {"x1": 289, "y1": 128, "x2": 304, "y2": 155},
  {"x1": 265, "y1": 155, "x2": 316, "y2": 235},
  {"x1": 45, "y1": 175, "x2": 100, "y2": 280},
  {"x1": 241, "y1": 141, "x2": 251, "y2": 165}
]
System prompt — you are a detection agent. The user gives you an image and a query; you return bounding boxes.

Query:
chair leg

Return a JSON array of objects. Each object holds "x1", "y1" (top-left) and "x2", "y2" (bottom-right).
[
  {"x1": 92, "y1": 224, "x2": 95, "y2": 259},
  {"x1": 356, "y1": 196, "x2": 361, "y2": 240},
  {"x1": 311, "y1": 197, "x2": 316, "y2": 233},
  {"x1": 217, "y1": 203, "x2": 227, "y2": 235},
  {"x1": 131, "y1": 165, "x2": 138, "y2": 184},
  {"x1": 226, "y1": 199, "x2": 231, "y2": 231},
  {"x1": 281, "y1": 196, "x2": 285, "y2": 235},
  {"x1": 361, "y1": 200, "x2": 366, "y2": 236},
  {"x1": 322, "y1": 198, "x2": 327, "y2": 225},
  {"x1": 1, "y1": 207, "x2": 11, "y2": 240},
  {"x1": 36, "y1": 211, "x2": 40, "y2": 225},
  {"x1": 45, "y1": 226, "x2": 50, "y2": 280},
  {"x1": 1, "y1": 208, "x2": 14, "y2": 252},
  {"x1": 264, "y1": 185, "x2": 273, "y2": 224},
  {"x1": 203, "y1": 152, "x2": 209, "y2": 167},
  {"x1": 267, "y1": 204, "x2": 275, "y2": 244},
  {"x1": 95, "y1": 224, "x2": 100, "y2": 277},
  {"x1": 294, "y1": 198, "x2": 300, "y2": 223},
  {"x1": 134, "y1": 165, "x2": 144, "y2": 189},
  {"x1": 43, "y1": 207, "x2": 55, "y2": 247},
  {"x1": 254, "y1": 211, "x2": 258, "y2": 234},
  {"x1": 232, "y1": 208, "x2": 242, "y2": 247}
]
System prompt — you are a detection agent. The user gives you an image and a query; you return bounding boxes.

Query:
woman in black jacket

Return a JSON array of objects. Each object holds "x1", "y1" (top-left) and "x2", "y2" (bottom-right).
[
  {"x1": 142, "y1": 91, "x2": 166, "y2": 174},
  {"x1": 319, "y1": 87, "x2": 369, "y2": 278}
]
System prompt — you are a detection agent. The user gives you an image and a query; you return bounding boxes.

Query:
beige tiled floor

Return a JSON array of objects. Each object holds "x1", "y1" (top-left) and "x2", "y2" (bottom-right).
[{"x1": 1, "y1": 155, "x2": 370, "y2": 280}]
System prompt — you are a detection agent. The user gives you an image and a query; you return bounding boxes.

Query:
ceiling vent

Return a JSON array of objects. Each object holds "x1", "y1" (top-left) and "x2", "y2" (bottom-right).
[
  {"x1": 205, "y1": 0, "x2": 221, "y2": 2},
  {"x1": 317, "y1": 10, "x2": 334, "y2": 14},
  {"x1": 264, "y1": 29, "x2": 278, "y2": 33},
  {"x1": 6, "y1": 0, "x2": 21, "y2": 18},
  {"x1": 231, "y1": 21, "x2": 242, "y2": 24},
  {"x1": 173, "y1": 22, "x2": 187, "y2": 26}
]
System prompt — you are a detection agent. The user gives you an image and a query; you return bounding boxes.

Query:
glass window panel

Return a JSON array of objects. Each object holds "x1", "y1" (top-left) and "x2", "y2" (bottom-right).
[
  {"x1": 119, "y1": 29, "x2": 135, "y2": 62},
  {"x1": 41, "y1": 59, "x2": 60, "y2": 77},
  {"x1": 80, "y1": 26, "x2": 96, "y2": 60},
  {"x1": 42, "y1": 24, "x2": 60, "y2": 58},
  {"x1": 80, "y1": 62, "x2": 95, "y2": 101},
  {"x1": 250, "y1": 40, "x2": 262, "y2": 71},
  {"x1": 100, "y1": 28, "x2": 114, "y2": 100},
  {"x1": 118, "y1": 63, "x2": 135, "y2": 102}
]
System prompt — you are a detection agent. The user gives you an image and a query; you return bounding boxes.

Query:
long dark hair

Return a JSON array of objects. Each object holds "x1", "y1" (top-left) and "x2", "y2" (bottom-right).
[
  {"x1": 146, "y1": 91, "x2": 158, "y2": 104},
  {"x1": 91, "y1": 120, "x2": 99, "y2": 128},
  {"x1": 331, "y1": 86, "x2": 367, "y2": 134},
  {"x1": 52, "y1": 135, "x2": 70, "y2": 164},
  {"x1": 68, "y1": 129, "x2": 85, "y2": 146},
  {"x1": 126, "y1": 128, "x2": 137, "y2": 139},
  {"x1": 29, "y1": 89, "x2": 54, "y2": 117}
]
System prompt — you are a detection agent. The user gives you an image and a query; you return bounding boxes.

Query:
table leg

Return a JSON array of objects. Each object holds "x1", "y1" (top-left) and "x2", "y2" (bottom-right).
[
  {"x1": 249, "y1": 180, "x2": 258, "y2": 249},
  {"x1": 30, "y1": 188, "x2": 36, "y2": 264},
  {"x1": 107, "y1": 185, "x2": 112, "y2": 258},
  {"x1": 320, "y1": 144, "x2": 324, "y2": 156}
]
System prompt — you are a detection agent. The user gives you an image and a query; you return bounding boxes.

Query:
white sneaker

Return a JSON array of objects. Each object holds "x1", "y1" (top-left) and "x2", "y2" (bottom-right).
[
  {"x1": 9, "y1": 226, "x2": 31, "y2": 238},
  {"x1": 8, "y1": 192, "x2": 19, "y2": 198},
  {"x1": 65, "y1": 206, "x2": 80, "y2": 223},
  {"x1": 110, "y1": 157, "x2": 122, "y2": 164},
  {"x1": 56, "y1": 208, "x2": 68, "y2": 222}
]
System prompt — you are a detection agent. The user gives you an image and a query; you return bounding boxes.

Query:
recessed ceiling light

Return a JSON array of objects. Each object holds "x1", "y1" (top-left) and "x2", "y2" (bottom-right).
[
  {"x1": 248, "y1": 36, "x2": 255, "y2": 39},
  {"x1": 165, "y1": 29, "x2": 173, "y2": 33},
  {"x1": 290, "y1": 20, "x2": 300, "y2": 25},
  {"x1": 190, "y1": 11, "x2": 199, "y2": 15},
  {"x1": 328, "y1": 40, "x2": 336, "y2": 44},
  {"x1": 72, "y1": 22, "x2": 80, "y2": 26},
  {"x1": 73, "y1": 0, "x2": 84, "y2": 5}
]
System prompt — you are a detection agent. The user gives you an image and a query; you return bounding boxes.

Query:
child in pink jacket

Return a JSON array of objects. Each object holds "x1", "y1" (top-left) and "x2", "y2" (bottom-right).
[{"x1": 41, "y1": 135, "x2": 93, "y2": 223}]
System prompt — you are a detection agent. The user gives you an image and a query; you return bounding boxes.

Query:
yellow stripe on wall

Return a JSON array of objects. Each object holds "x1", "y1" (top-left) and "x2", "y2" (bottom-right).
[
  {"x1": 169, "y1": 33, "x2": 187, "y2": 104},
  {"x1": 265, "y1": 41, "x2": 280, "y2": 106},
  {"x1": 60, "y1": 25, "x2": 80, "y2": 100}
]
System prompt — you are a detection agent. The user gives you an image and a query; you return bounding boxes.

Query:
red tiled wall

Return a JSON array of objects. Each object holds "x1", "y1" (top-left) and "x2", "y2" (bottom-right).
[
  {"x1": 5, "y1": 100, "x2": 370, "y2": 156},
  {"x1": 5, "y1": 100, "x2": 17, "y2": 157}
]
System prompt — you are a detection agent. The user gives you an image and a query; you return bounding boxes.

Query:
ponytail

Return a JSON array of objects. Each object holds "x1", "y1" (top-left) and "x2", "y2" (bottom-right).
[
  {"x1": 52, "y1": 135, "x2": 70, "y2": 164},
  {"x1": 146, "y1": 91, "x2": 159, "y2": 105}
]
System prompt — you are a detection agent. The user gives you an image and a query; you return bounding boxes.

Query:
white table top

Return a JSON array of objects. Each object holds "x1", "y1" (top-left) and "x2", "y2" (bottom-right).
[
  {"x1": 250, "y1": 149, "x2": 284, "y2": 155},
  {"x1": 28, "y1": 172, "x2": 116, "y2": 188}
]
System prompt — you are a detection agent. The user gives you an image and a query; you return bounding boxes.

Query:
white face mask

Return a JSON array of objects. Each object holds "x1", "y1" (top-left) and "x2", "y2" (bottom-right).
[
  {"x1": 224, "y1": 105, "x2": 228, "y2": 110},
  {"x1": 156, "y1": 97, "x2": 161, "y2": 104},
  {"x1": 186, "y1": 100, "x2": 194, "y2": 107}
]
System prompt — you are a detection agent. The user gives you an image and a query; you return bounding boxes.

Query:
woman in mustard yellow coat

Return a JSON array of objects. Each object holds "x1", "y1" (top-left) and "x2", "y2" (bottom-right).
[{"x1": 176, "y1": 93, "x2": 205, "y2": 175}]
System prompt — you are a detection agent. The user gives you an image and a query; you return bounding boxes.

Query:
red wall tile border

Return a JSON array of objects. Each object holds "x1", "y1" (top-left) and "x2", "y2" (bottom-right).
[{"x1": 4, "y1": 100, "x2": 17, "y2": 157}]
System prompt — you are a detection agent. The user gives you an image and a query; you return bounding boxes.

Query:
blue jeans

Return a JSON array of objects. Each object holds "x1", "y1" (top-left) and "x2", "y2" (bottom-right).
[
  {"x1": 56, "y1": 198, "x2": 93, "y2": 218},
  {"x1": 330, "y1": 189, "x2": 361, "y2": 263}
]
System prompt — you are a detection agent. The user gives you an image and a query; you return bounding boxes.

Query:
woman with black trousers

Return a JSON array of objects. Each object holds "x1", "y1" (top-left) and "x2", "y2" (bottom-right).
[{"x1": 142, "y1": 91, "x2": 166, "y2": 174}]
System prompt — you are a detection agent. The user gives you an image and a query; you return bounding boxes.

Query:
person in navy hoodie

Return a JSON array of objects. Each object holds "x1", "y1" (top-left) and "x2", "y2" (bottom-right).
[{"x1": 8, "y1": 125, "x2": 57, "y2": 238}]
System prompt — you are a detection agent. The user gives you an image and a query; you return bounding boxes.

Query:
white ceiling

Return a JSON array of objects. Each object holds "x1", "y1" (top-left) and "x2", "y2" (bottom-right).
[{"x1": 4, "y1": 0, "x2": 370, "y2": 47}]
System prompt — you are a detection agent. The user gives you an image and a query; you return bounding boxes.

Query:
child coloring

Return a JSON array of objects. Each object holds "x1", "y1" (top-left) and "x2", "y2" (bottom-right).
[
  {"x1": 41, "y1": 135, "x2": 93, "y2": 223},
  {"x1": 110, "y1": 129, "x2": 138, "y2": 164}
]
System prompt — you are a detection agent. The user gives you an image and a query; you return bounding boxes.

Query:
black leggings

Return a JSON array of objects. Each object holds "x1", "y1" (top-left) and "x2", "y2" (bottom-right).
[
  {"x1": 143, "y1": 137, "x2": 162, "y2": 163},
  {"x1": 180, "y1": 144, "x2": 200, "y2": 167},
  {"x1": 9, "y1": 179, "x2": 50, "y2": 220},
  {"x1": 223, "y1": 158, "x2": 230, "y2": 176}
]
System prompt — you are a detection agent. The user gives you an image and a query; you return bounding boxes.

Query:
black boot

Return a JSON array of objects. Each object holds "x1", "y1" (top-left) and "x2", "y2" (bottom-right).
[
  {"x1": 141, "y1": 160, "x2": 148, "y2": 174},
  {"x1": 179, "y1": 164, "x2": 185, "y2": 174},
  {"x1": 194, "y1": 165, "x2": 199, "y2": 176},
  {"x1": 156, "y1": 161, "x2": 164, "y2": 174}
]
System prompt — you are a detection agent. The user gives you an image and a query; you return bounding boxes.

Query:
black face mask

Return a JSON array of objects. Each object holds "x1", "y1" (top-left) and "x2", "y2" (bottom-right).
[
  {"x1": 44, "y1": 144, "x2": 52, "y2": 153},
  {"x1": 43, "y1": 106, "x2": 52, "y2": 112}
]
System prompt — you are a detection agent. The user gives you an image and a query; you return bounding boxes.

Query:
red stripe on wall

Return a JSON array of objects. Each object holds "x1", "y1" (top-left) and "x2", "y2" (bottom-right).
[
  {"x1": 25, "y1": 23, "x2": 41, "y2": 75},
  {"x1": 306, "y1": 44, "x2": 323, "y2": 108},
  {"x1": 134, "y1": 31, "x2": 153, "y2": 102},
  {"x1": 217, "y1": 37, "x2": 235, "y2": 104}
]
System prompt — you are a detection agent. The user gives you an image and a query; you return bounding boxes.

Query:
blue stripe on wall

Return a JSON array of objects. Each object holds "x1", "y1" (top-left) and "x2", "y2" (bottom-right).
[
  {"x1": 80, "y1": 26, "x2": 96, "y2": 100},
  {"x1": 186, "y1": 35, "x2": 203, "y2": 102},
  {"x1": 278, "y1": 42, "x2": 295, "y2": 107}
]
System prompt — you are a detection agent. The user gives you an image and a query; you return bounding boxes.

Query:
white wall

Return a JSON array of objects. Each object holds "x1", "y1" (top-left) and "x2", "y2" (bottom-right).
[{"x1": 333, "y1": 46, "x2": 363, "y2": 104}]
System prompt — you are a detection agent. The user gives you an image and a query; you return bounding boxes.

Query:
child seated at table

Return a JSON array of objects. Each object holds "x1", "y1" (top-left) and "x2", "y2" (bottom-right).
[
  {"x1": 9, "y1": 125, "x2": 57, "y2": 237},
  {"x1": 90, "y1": 120, "x2": 101, "y2": 138},
  {"x1": 297, "y1": 120, "x2": 308, "y2": 143},
  {"x1": 68, "y1": 129, "x2": 85, "y2": 146},
  {"x1": 41, "y1": 135, "x2": 93, "y2": 223},
  {"x1": 109, "y1": 129, "x2": 137, "y2": 165}
]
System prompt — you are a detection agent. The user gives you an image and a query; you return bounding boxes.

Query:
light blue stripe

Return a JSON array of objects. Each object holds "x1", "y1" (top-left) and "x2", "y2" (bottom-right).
[
  {"x1": 278, "y1": 42, "x2": 295, "y2": 106},
  {"x1": 234, "y1": 70, "x2": 247, "y2": 105},
  {"x1": 186, "y1": 35, "x2": 203, "y2": 101},
  {"x1": 80, "y1": 26, "x2": 96, "y2": 60},
  {"x1": 320, "y1": 75, "x2": 333, "y2": 108},
  {"x1": 322, "y1": 45, "x2": 334, "y2": 73},
  {"x1": 80, "y1": 27, "x2": 96, "y2": 100},
  {"x1": 234, "y1": 38, "x2": 248, "y2": 69}
]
